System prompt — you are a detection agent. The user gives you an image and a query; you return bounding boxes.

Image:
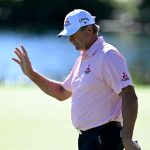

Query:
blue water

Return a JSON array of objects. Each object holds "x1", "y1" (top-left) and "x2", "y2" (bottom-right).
[
  {"x1": 0, "y1": 30, "x2": 150, "y2": 84},
  {"x1": 0, "y1": 30, "x2": 78, "y2": 84}
]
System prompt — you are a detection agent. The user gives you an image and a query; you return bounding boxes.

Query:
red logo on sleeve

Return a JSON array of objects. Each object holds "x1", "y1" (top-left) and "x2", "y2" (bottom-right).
[{"x1": 121, "y1": 72, "x2": 129, "y2": 81}]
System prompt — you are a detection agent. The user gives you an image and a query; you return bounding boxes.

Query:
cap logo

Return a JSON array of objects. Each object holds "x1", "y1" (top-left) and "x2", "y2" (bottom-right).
[
  {"x1": 79, "y1": 17, "x2": 89, "y2": 24},
  {"x1": 64, "y1": 18, "x2": 71, "y2": 27}
]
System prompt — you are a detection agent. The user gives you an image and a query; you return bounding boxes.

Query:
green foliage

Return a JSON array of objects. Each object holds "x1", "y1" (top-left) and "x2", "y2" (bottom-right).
[
  {"x1": 0, "y1": 0, "x2": 115, "y2": 28},
  {"x1": 0, "y1": 0, "x2": 149, "y2": 28}
]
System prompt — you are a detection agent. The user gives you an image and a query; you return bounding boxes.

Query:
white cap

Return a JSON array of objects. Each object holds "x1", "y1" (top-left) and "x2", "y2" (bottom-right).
[{"x1": 57, "y1": 9, "x2": 95, "y2": 37}]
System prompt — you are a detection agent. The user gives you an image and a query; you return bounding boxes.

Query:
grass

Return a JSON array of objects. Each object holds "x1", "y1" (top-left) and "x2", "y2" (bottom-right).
[{"x1": 0, "y1": 85, "x2": 149, "y2": 150}]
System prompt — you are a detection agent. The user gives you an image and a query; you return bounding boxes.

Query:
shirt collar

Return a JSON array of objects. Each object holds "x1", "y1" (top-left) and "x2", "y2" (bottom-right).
[{"x1": 81, "y1": 36, "x2": 105, "y2": 60}]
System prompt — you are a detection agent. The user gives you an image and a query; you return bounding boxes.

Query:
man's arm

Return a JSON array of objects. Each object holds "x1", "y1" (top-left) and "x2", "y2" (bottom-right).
[
  {"x1": 120, "y1": 85, "x2": 140, "y2": 150},
  {"x1": 12, "y1": 45, "x2": 72, "y2": 101},
  {"x1": 27, "y1": 70, "x2": 71, "y2": 101}
]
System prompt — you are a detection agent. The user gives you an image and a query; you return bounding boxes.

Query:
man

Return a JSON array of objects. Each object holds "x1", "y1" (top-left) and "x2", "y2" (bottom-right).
[{"x1": 12, "y1": 9, "x2": 140, "y2": 150}]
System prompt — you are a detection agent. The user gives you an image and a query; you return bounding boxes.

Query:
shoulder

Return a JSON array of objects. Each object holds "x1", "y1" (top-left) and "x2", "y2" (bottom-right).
[{"x1": 101, "y1": 43, "x2": 125, "y2": 64}]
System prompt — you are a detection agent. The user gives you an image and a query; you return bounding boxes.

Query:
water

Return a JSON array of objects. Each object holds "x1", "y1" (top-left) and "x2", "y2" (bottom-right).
[
  {"x1": 0, "y1": 30, "x2": 79, "y2": 84},
  {"x1": 0, "y1": 30, "x2": 150, "y2": 84}
]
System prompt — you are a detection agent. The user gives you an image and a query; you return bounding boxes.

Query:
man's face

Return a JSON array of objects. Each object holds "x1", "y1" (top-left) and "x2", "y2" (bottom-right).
[{"x1": 69, "y1": 27, "x2": 91, "y2": 51}]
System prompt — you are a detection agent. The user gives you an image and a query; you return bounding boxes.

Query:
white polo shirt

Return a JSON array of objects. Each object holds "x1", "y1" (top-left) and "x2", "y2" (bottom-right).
[{"x1": 63, "y1": 36, "x2": 133, "y2": 131}]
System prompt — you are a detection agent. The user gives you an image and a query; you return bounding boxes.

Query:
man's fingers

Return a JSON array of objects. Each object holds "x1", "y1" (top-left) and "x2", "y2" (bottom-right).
[
  {"x1": 12, "y1": 58, "x2": 20, "y2": 65},
  {"x1": 13, "y1": 45, "x2": 30, "y2": 66},
  {"x1": 15, "y1": 48, "x2": 23, "y2": 56},
  {"x1": 14, "y1": 46, "x2": 28, "y2": 60},
  {"x1": 21, "y1": 45, "x2": 30, "y2": 60},
  {"x1": 14, "y1": 49, "x2": 22, "y2": 61},
  {"x1": 21, "y1": 45, "x2": 28, "y2": 56},
  {"x1": 21, "y1": 45, "x2": 26, "y2": 53},
  {"x1": 15, "y1": 47, "x2": 23, "y2": 55}
]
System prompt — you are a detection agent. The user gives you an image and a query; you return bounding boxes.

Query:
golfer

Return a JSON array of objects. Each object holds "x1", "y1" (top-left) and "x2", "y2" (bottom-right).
[{"x1": 12, "y1": 9, "x2": 140, "y2": 150}]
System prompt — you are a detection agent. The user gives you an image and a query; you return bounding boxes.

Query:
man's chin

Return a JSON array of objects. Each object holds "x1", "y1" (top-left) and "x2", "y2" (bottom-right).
[
  {"x1": 75, "y1": 46, "x2": 80, "y2": 51},
  {"x1": 75, "y1": 46, "x2": 84, "y2": 51}
]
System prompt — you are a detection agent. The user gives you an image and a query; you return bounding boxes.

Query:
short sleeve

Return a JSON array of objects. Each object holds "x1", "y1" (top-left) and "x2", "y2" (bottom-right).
[
  {"x1": 102, "y1": 50, "x2": 133, "y2": 94},
  {"x1": 62, "y1": 70, "x2": 73, "y2": 92},
  {"x1": 62, "y1": 56, "x2": 81, "y2": 92}
]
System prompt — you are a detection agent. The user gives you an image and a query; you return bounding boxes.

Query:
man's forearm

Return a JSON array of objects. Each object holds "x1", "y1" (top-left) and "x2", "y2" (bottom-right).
[
  {"x1": 121, "y1": 86, "x2": 138, "y2": 142},
  {"x1": 27, "y1": 69, "x2": 70, "y2": 101}
]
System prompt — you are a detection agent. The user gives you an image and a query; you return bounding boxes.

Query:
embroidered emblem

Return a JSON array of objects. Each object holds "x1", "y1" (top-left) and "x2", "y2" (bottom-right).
[
  {"x1": 84, "y1": 64, "x2": 91, "y2": 74},
  {"x1": 121, "y1": 72, "x2": 129, "y2": 81},
  {"x1": 79, "y1": 17, "x2": 89, "y2": 24},
  {"x1": 64, "y1": 18, "x2": 71, "y2": 27}
]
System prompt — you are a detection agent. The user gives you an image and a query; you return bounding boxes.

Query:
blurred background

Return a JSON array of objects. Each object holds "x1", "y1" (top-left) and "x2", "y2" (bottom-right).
[
  {"x1": 0, "y1": 0, "x2": 150, "y2": 85},
  {"x1": 0, "y1": 0, "x2": 150, "y2": 150}
]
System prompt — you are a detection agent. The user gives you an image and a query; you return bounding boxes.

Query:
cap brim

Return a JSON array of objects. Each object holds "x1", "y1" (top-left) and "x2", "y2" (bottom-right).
[
  {"x1": 57, "y1": 27, "x2": 79, "y2": 38},
  {"x1": 57, "y1": 29, "x2": 69, "y2": 37}
]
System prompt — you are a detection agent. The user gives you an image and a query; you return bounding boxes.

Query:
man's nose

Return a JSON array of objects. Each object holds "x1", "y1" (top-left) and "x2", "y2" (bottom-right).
[
  {"x1": 69, "y1": 35, "x2": 75, "y2": 42},
  {"x1": 69, "y1": 36, "x2": 73, "y2": 42}
]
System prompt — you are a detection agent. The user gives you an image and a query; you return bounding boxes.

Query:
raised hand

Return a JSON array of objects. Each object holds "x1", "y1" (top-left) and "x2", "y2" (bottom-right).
[{"x1": 12, "y1": 45, "x2": 33, "y2": 76}]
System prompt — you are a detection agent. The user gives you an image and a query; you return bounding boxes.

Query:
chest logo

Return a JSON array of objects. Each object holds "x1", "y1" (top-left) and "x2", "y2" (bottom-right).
[{"x1": 84, "y1": 64, "x2": 91, "y2": 74}]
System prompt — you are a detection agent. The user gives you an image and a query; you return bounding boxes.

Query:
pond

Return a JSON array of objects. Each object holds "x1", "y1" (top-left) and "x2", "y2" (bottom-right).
[{"x1": 0, "y1": 29, "x2": 150, "y2": 84}]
